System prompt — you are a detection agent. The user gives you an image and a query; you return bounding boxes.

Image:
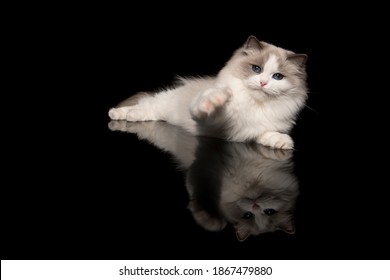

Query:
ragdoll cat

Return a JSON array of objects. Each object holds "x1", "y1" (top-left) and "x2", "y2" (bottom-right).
[
  {"x1": 109, "y1": 120, "x2": 299, "y2": 241},
  {"x1": 108, "y1": 36, "x2": 308, "y2": 149}
]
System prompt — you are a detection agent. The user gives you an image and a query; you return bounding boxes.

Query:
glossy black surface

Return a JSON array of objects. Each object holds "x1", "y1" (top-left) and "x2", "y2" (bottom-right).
[{"x1": 3, "y1": 7, "x2": 388, "y2": 260}]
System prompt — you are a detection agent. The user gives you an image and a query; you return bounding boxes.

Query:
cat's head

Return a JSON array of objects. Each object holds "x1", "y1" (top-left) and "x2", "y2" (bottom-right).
[
  {"x1": 189, "y1": 183, "x2": 298, "y2": 241},
  {"x1": 223, "y1": 35, "x2": 308, "y2": 103},
  {"x1": 222, "y1": 186, "x2": 297, "y2": 241}
]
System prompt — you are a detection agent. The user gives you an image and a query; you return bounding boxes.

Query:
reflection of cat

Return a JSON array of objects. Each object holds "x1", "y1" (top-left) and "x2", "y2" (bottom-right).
[
  {"x1": 109, "y1": 121, "x2": 299, "y2": 241},
  {"x1": 187, "y1": 136, "x2": 298, "y2": 241},
  {"x1": 109, "y1": 36, "x2": 308, "y2": 150}
]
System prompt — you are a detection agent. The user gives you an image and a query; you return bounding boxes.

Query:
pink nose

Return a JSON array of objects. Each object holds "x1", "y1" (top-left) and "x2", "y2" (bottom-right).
[{"x1": 260, "y1": 81, "x2": 267, "y2": 87}]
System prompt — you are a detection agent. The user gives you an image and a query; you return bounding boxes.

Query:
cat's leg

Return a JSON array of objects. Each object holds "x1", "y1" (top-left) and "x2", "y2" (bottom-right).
[
  {"x1": 256, "y1": 131, "x2": 294, "y2": 150},
  {"x1": 108, "y1": 92, "x2": 159, "y2": 121},
  {"x1": 190, "y1": 87, "x2": 232, "y2": 120}
]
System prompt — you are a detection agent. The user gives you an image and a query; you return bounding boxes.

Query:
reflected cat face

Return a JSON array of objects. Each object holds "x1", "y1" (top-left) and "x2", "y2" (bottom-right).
[{"x1": 222, "y1": 178, "x2": 297, "y2": 241}]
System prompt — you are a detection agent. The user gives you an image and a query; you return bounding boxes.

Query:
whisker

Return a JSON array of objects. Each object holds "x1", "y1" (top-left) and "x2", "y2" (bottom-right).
[{"x1": 304, "y1": 104, "x2": 318, "y2": 114}]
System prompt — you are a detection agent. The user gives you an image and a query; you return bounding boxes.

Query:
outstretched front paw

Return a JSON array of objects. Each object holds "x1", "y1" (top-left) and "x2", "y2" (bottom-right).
[
  {"x1": 190, "y1": 88, "x2": 232, "y2": 120},
  {"x1": 257, "y1": 132, "x2": 294, "y2": 150}
]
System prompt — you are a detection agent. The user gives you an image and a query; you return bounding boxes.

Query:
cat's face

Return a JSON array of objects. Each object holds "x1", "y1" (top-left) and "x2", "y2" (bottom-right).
[
  {"x1": 229, "y1": 36, "x2": 307, "y2": 103},
  {"x1": 222, "y1": 186, "x2": 297, "y2": 241}
]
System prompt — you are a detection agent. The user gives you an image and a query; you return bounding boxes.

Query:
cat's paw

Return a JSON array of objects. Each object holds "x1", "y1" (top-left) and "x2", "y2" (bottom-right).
[
  {"x1": 108, "y1": 107, "x2": 128, "y2": 120},
  {"x1": 257, "y1": 132, "x2": 294, "y2": 150},
  {"x1": 190, "y1": 88, "x2": 232, "y2": 120}
]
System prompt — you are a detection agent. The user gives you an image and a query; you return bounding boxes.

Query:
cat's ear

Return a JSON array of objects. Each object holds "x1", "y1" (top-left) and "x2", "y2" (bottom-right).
[
  {"x1": 236, "y1": 227, "x2": 251, "y2": 242},
  {"x1": 245, "y1": 36, "x2": 265, "y2": 51},
  {"x1": 277, "y1": 218, "x2": 296, "y2": 234},
  {"x1": 287, "y1": 54, "x2": 307, "y2": 67}
]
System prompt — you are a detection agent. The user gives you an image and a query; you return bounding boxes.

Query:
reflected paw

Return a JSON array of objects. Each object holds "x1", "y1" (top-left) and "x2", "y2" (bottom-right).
[
  {"x1": 256, "y1": 144, "x2": 293, "y2": 160},
  {"x1": 108, "y1": 120, "x2": 128, "y2": 131}
]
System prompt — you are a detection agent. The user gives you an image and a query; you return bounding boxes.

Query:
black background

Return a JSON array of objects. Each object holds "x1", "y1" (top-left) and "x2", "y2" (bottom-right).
[{"x1": 3, "y1": 4, "x2": 388, "y2": 260}]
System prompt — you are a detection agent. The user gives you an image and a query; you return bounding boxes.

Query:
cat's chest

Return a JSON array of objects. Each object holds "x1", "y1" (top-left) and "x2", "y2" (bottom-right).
[
  {"x1": 227, "y1": 99, "x2": 278, "y2": 127},
  {"x1": 222, "y1": 96, "x2": 293, "y2": 141}
]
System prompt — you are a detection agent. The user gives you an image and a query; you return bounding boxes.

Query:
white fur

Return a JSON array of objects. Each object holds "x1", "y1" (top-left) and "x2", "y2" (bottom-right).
[{"x1": 109, "y1": 39, "x2": 307, "y2": 150}]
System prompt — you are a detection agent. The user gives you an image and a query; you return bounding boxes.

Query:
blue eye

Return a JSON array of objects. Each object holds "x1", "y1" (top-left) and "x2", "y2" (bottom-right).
[
  {"x1": 264, "y1": 209, "x2": 277, "y2": 216},
  {"x1": 252, "y1": 65, "x2": 262, "y2": 73},
  {"x1": 242, "y1": 212, "x2": 254, "y2": 219},
  {"x1": 272, "y1": 73, "x2": 284, "y2": 80}
]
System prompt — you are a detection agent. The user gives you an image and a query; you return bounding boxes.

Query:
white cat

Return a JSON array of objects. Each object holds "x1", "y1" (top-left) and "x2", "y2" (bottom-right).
[
  {"x1": 109, "y1": 120, "x2": 299, "y2": 241},
  {"x1": 108, "y1": 36, "x2": 308, "y2": 149}
]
